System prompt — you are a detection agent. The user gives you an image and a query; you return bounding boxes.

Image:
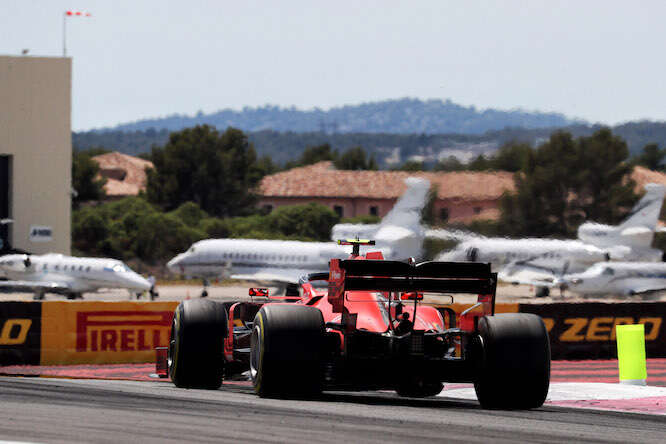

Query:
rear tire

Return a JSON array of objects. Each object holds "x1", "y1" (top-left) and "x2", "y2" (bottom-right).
[
  {"x1": 250, "y1": 305, "x2": 324, "y2": 398},
  {"x1": 535, "y1": 287, "x2": 550, "y2": 298},
  {"x1": 168, "y1": 299, "x2": 228, "y2": 389},
  {"x1": 474, "y1": 313, "x2": 550, "y2": 409}
]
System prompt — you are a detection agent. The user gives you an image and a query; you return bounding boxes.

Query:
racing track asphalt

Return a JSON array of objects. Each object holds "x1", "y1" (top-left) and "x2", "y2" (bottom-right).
[{"x1": 1, "y1": 376, "x2": 665, "y2": 443}]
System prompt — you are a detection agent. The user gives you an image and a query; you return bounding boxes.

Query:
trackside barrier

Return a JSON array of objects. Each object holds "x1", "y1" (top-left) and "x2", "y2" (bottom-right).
[
  {"x1": 2, "y1": 300, "x2": 666, "y2": 365},
  {"x1": 435, "y1": 301, "x2": 666, "y2": 360},
  {"x1": 0, "y1": 302, "x2": 42, "y2": 365},
  {"x1": 519, "y1": 302, "x2": 666, "y2": 360},
  {"x1": 40, "y1": 301, "x2": 179, "y2": 365}
]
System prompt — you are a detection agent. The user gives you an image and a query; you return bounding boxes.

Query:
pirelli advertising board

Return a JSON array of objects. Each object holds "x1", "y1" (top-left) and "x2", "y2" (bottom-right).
[
  {"x1": 2, "y1": 300, "x2": 666, "y2": 365},
  {"x1": 519, "y1": 302, "x2": 666, "y2": 359},
  {"x1": 0, "y1": 302, "x2": 42, "y2": 365},
  {"x1": 40, "y1": 301, "x2": 178, "y2": 365}
]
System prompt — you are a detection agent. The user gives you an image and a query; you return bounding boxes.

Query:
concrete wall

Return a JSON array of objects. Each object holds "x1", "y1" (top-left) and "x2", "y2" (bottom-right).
[
  {"x1": 258, "y1": 197, "x2": 397, "y2": 219},
  {"x1": 0, "y1": 56, "x2": 71, "y2": 254},
  {"x1": 433, "y1": 198, "x2": 501, "y2": 223}
]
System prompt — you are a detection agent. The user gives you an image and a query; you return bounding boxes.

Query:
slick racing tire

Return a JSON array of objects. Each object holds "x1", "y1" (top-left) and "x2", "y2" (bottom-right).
[
  {"x1": 473, "y1": 313, "x2": 550, "y2": 409},
  {"x1": 168, "y1": 299, "x2": 228, "y2": 389},
  {"x1": 250, "y1": 305, "x2": 325, "y2": 398}
]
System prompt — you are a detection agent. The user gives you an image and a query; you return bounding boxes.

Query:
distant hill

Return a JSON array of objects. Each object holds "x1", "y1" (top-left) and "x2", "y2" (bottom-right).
[
  {"x1": 73, "y1": 129, "x2": 500, "y2": 165},
  {"x1": 96, "y1": 98, "x2": 580, "y2": 135},
  {"x1": 74, "y1": 121, "x2": 666, "y2": 167}
]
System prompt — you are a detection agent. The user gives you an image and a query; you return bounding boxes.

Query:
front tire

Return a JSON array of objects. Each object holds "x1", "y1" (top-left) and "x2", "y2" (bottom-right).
[
  {"x1": 168, "y1": 299, "x2": 228, "y2": 389},
  {"x1": 474, "y1": 313, "x2": 550, "y2": 409},
  {"x1": 250, "y1": 305, "x2": 324, "y2": 398}
]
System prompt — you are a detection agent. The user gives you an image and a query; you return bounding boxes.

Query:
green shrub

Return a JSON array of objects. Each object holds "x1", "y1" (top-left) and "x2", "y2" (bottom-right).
[
  {"x1": 72, "y1": 208, "x2": 110, "y2": 253},
  {"x1": 169, "y1": 202, "x2": 209, "y2": 227},
  {"x1": 199, "y1": 217, "x2": 231, "y2": 238},
  {"x1": 267, "y1": 203, "x2": 340, "y2": 241}
]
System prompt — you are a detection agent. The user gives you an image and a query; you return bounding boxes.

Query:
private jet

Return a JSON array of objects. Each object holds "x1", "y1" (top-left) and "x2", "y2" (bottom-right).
[
  {"x1": 577, "y1": 183, "x2": 666, "y2": 250},
  {"x1": 433, "y1": 183, "x2": 666, "y2": 296},
  {"x1": 0, "y1": 253, "x2": 151, "y2": 300},
  {"x1": 167, "y1": 177, "x2": 430, "y2": 296},
  {"x1": 554, "y1": 262, "x2": 666, "y2": 297}
]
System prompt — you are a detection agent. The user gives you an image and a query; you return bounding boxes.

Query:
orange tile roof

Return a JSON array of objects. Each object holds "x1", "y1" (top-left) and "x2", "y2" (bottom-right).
[
  {"x1": 630, "y1": 166, "x2": 666, "y2": 191},
  {"x1": 259, "y1": 161, "x2": 515, "y2": 201},
  {"x1": 92, "y1": 152, "x2": 154, "y2": 197},
  {"x1": 261, "y1": 162, "x2": 666, "y2": 201}
]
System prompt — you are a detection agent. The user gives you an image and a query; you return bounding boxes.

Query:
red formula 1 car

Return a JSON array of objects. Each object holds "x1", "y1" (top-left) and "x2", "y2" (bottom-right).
[{"x1": 163, "y1": 240, "x2": 550, "y2": 409}]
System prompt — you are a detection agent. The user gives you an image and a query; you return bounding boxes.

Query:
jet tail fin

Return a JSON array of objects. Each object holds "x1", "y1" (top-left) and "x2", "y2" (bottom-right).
[
  {"x1": 371, "y1": 177, "x2": 430, "y2": 260},
  {"x1": 378, "y1": 177, "x2": 431, "y2": 231},
  {"x1": 329, "y1": 177, "x2": 430, "y2": 241},
  {"x1": 619, "y1": 183, "x2": 666, "y2": 230}
]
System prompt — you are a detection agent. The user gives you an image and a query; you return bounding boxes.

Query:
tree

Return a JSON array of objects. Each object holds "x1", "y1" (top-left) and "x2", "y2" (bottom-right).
[
  {"x1": 392, "y1": 160, "x2": 425, "y2": 171},
  {"x1": 132, "y1": 213, "x2": 205, "y2": 262},
  {"x1": 253, "y1": 155, "x2": 279, "y2": 179},
  {"x1": 498, "y1": 129, "x2": 638, "y2": 238},
  {"x1": 633, "y1": 143, "x2": 664, "y2": 170},
  {"x1": 467, "y1": 154, "x2": 491, "y2": 171},
  {"x1": 334, "y1": 146, "x2": 378, "y2": 170},
  {"x1": 72, "y1": 208, "x2": 110, "y2": 253},
  {"x1": 145, "y1": 125, "x2": 265, "y2": 217},
  {"x1": 284, "y1": 143, "x2": 339, "y2": 169},
  {"x1": 574, "y1": 129, "x2": 637, "y2": 224},
  {"x1": 168, "y1": 202, "x2": 209, "y2": 227},
  {"x1": 72, "y1": 150, "x2": 106, "y2": 204},
  {"x1": 267, "y1": 203, "x2": 340, "y2": 241},
  {"x1": 433, "y1": 156, "x2": 465, "y2": 172},
  {"x1": 299, "y1": 143, "x2": 338, "y2": 167},
  {"x1": 492, "y1": 142, "x2": 532, "y2": 172}
]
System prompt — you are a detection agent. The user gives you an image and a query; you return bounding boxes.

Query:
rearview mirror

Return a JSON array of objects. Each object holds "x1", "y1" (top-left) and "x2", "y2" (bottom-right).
[
  {"x1": 249, "y1": 288, "x2": 269, "y2": 297},
  {"x1": 400, "y1": 292, "x2": 423, "y2": 301}
]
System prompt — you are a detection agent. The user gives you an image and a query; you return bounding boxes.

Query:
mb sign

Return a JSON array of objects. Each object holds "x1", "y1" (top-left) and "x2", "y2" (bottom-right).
[{"x1": 29, "y1": 225, "x2": 52, "y2": 242}]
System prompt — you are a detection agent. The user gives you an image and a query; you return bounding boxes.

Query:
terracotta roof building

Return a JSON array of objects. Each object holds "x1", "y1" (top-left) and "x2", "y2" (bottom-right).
[
  {"x1": 259, "y1": 162, "x2": 515, "y2": 223},
  {"x1": 259, "y1": 162, "x2": 666, "y2": 224},
  {"x1": 630, "y1": 166, "x2": 666, "y2": 190},
  {"x1": 92, "y1": 152, "x2": 154, "y2": 197}
]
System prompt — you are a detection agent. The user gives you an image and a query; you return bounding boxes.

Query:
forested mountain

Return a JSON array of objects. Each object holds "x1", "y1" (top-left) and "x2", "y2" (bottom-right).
[
  {"x1": 96, "y1": 98, "x2": 578, "y2": 135},
  {"x1": 73, "y1": 121, "x2": 666, "y2": 167}
]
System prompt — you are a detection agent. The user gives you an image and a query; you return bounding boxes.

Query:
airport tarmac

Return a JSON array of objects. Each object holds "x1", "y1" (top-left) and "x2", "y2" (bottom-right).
[{"x1": 1, "y1": 281, "x2": 665, "y2": 303}]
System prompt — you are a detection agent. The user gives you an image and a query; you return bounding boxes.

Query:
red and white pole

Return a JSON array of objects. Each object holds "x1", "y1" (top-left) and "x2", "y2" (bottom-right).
[{"x1": 63, "y1": 11, "x2": 92, "y2": 57}]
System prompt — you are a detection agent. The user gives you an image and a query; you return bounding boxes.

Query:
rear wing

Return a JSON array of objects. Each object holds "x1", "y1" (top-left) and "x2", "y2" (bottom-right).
[{"x1": 328, "y1": 259, "x2": 497, "y2": 314}]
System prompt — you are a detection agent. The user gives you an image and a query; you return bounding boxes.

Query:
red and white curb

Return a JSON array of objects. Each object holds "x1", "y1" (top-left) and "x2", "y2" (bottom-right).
[{"x1": 439, "y1": 382, "x2": 666, "y2": 415}]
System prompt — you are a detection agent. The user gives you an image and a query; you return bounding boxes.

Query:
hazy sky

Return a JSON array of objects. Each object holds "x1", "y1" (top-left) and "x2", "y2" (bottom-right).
[{"x1": 3, "y1": 0, "x2": 666, "y2": 131}]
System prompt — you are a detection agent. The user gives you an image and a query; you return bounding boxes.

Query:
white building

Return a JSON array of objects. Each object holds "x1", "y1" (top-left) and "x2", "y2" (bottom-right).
[{"x1": 0, "y1": 55, "x2": 72, "y2": 254}]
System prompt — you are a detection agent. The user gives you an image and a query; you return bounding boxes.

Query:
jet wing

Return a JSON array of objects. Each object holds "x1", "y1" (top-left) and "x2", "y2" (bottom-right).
[
  {"x1": 498, "y1": 257, "x2": 564, "y2": 286},
  {"x1": 425, "y1": 228, "x2": 483, "y2": 242},
  {"x1": 0, "y1": 280, "x2": 70, "y2": 293},
  {"x1": 498, "y1": 267, "x2": 558, "y2": 287},
  {"x1": 230, "y1": 268, "x2": 318, "y2": 285},
  {"x1": 499, "y1": 251, "x2": 572, "y2": 285},
  {"x1": 624, "y1": 283, "x2": 666, "y2": 296}
]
